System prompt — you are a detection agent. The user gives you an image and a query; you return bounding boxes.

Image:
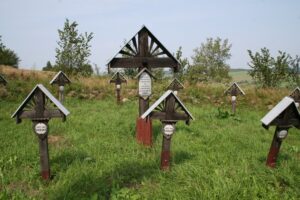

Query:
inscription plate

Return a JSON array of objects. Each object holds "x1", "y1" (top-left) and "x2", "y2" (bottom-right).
[
  {"x1": 35, "y1": 123, "x2": 47, "y2": 135},
  {"x1": 139, "y1": 72, "x2": 151, "y2": 99},
  {"x1": 163, "y1": 124, "x2": 175, "y2": 136}
]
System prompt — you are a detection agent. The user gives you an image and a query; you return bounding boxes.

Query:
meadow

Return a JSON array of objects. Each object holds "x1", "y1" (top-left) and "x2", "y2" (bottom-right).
[{"x1": 0, "y1": 66, "x2": 299, "y2": 199}]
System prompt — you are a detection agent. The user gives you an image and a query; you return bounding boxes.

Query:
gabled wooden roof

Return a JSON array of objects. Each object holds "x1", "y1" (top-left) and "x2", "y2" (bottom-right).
[
  {"x1": 107, "y1": 25, "x2": 180, "y2": 72},
  {"x1": 110, "y1": 71, "x2": 127, "y2": 83},
  {"x1": 289, "y1": 87, "x2": 300, "y2": 102},
  {"x1": 0, "y1": 74, "x2": 7, "y2": 85},
  {"x1": 50, "y1": 71, "x2": 71, "y2": 85},
  {"x1": 167, "y1": 78, "x2": 184, "y2": 91},
  {"x1": 141, "y1": 90, "x2": 194, "y2": 120},
  {"x1": 134, "y1": 68, "x2": 156, "y2": 79},
  {"x1": 11, "y1": 84, "x2": 70, "y2": 118},
  {"x1": 224, "y1": 82, "x2": 245, "y2": 96},
  {"x1": 261, "y1": 96, "x2": 300, "y2": 129}
]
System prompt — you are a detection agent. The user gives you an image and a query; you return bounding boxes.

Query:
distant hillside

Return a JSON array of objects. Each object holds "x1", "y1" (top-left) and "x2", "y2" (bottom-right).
[{"x1": 229, "y1": 68, "x2": 252, "y2": 83}]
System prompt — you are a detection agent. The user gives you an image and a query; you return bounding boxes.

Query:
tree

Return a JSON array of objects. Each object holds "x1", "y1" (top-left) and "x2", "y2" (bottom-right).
[
  {"x1": 42, "y1": 61, "x2": 54, "y2": 71},
  {"x1": 248, "y1": 48, "x2": 292, "y2": 87},
  {"x1": 0, "y1": 36, "x2": 20, "y2": 68},
  {"x1": 55, "y1": 19, "x2": 93, "y2": 76},
  {"x1": 173, "y1": 46, "x2": 189, "y2": 81},
  {"x1": 288, "y1": 55, "x2": 300, "y2": 86},
  {"x1": 187, "y1": 37, "x2": 232, "y2": 82}
]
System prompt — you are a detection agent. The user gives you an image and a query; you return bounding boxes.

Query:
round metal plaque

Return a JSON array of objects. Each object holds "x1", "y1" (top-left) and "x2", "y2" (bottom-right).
[
  {"x1": 35, "y1": 123, "x2": 48, "y2": 135},
  {"x1": 59, "y1": 85, "x2": 64, "y2": 92},
  {"x1": 277, "y1": 130, "x2": 288, "y2": 139},
  {"x1": 139, "y1": 72, "x2": 151, "y2": 99},
  {"x1": 163, "y1": 124, "x2": 175, "y2": 136},
  {"x1": 231, "y1": 96, "x2": 237, "y2": 101}
]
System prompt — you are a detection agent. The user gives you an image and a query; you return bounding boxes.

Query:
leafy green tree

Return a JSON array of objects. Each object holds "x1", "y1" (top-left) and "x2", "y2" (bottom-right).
[
  {"x1": 248, "y1": 48, "x2": 292, "y2": 87},
  {"x1": 0, "y1": 36, "x2": 20, "y2": 68},
  {"x1": 173, "y1": 46, "x2": 189, "y2": 81},
  {"x1": 288, "y1": 55, "x2": 300, "y2": 86},
  {"x1": 188, "y1": 37, "x2": 232, "y2": 82},
  {"x1": 55, "y1": 19, "x2": 93, "y2": 76}
]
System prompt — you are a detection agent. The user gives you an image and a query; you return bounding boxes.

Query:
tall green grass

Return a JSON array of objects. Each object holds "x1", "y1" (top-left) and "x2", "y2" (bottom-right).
[{"x1": 0, "y1": 97, "x2": 299, "y2": 199}]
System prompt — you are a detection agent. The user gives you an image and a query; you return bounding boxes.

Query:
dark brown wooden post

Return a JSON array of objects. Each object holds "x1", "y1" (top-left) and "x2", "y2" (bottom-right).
[
  {"x1": 266, "y1": 127, "x2": 287, "y2": 168},
  {"x1": 141, "y1": 90, "x2": 194, "y2": 170},
  {"x1": 161, "y1": 131, "x2": 172, "y2": 170},
  {"x1": 224, "y1": 83, "x2": 245, "y2": 114},
  {"x1": 110, "y1": 72, "x2": 127, "y2": 104},
  {"x1": 12, "y1": 84, "x2": 70, "y2": 180},
  {"x1": 261, "y1": 96, "x2": 300, "y2": 168},
  {"x1": 50, "y1": 71, "x2": 71, "y2": 104}
]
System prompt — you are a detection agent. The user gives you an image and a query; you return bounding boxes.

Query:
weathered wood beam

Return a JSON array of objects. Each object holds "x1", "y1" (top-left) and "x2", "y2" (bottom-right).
[{"x1": 109, "y1": 57, "x2": 178, "y2": 70}]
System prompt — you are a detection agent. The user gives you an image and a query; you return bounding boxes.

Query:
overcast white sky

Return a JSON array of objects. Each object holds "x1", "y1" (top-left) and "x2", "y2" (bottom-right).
[{"x1": 1, "y1": 0, "x2": 299, "y2": 71}]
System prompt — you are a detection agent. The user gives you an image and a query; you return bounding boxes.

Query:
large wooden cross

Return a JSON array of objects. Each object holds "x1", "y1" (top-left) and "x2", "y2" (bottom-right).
[
  {"x1": 107, "y1": 26, "x2": 180, "y2": 146},
  {"x1": 141, "y1": 90, "x2": 194, "y2": 170},
  {"x1": 261, "y1": 96, "x2": 300, "y2": 168},
  {"x1": 12, "y1": 84, "x2": 70, "y2": 180}
]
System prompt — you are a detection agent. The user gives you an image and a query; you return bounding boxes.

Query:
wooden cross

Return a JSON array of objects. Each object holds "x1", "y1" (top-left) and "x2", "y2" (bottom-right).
[
  {"x1": 224, "y1": 82, "x2": 245, "y2": 114},
  {"x1": 141, "y1": 90, "x2": 194, "y2": 170},
  {"x1": 167, "y1": 78, "x2": 184, "y2": 95},
  {"x1": 50, "y1": 71, "x2": 71, "y2": 103},
  {"x1": 12, "y1": 84, "x2": 70, "y2": 180},
  {"x1": 110, "y1": 72, "x2": 127, "y2": 104},
  {"x1": 107, "y1": 26, "x2": 180, "y2": 146},
  {"x1": 289, "y1": 87, "x2": 300, "y2": 107},
  {"x1": 0, "y1": 74, "x2": 7, "y2": 86},
  {"x1": 261, "y1": 96, "x2": 300, "y2": 168}
]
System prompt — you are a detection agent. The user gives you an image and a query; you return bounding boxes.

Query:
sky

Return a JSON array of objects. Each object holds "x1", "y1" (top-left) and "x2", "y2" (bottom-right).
[{"x1": 1, "y1": 0, "x2": 299, "y2": 71}]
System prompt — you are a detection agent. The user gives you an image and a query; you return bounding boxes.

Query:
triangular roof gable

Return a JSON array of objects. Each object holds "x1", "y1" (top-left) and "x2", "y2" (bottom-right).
[
  {"x1": 50, "y1": 71, "x2": 71, "y2": 85},
  {"x1": 111, "y1": 71, "x2": 127, "y2": 82},
  {"x1": 261, "y1": 96, "x2": 300, "y2": 128},
  {"x1": 11, "y1": 84, "x2": 70, "y2": 118},
  {"x1": 167, "y1": 78, "x2": 184, "y2": 90},
  {"x1": 289, "y1": 87, "x2": 300, "y2": 98},
  {"x1": 135, "y1": 68, "x2": 156, "y2": 79},
  {"x1": 141, "y1": 90, "x2": 194, "y2": 120},
  {"x1": 107, "y1": 25, "x2": 180, "y2": 66},
  {"x1": 224, "y1": 82, "x2": 245, "y2": 95},
  {"x1": 0, "y1": 74, "x2": 7, "y2": 85}
]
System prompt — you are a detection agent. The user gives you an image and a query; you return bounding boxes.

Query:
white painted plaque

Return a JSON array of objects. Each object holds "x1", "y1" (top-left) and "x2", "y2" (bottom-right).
[
  {"x1": 35, "y1": 123, "x2": 47, "y2": 135},
  {"x1": 163, "y1": 124, "x2": 175, "y2": 136},
  {"x1": 139, "y1": 72, "x2": 151, "y2": 99}
]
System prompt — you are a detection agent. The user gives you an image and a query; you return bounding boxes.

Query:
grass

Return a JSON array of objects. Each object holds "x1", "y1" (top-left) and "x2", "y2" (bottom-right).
[{"x1": 0, "y1": 95, "x2": 299, "y2": 199}]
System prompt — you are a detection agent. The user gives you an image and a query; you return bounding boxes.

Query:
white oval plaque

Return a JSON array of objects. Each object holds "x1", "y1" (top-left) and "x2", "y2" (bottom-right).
[
  {"x1": 35, "y1": 123, "x2": 47, "y2": 135},
  {"x1": 139, "y1": 72, "x2": 151, "y2": 99},
  {"x1": 277, "y1": 130, "x2": 288, "y2": 139},
  {"x1": 163, "y1": 124, "x2": 175, "y2": 136}
]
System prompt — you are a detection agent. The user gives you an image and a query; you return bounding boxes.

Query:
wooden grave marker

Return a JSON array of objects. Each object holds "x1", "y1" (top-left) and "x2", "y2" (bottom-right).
[
  {"x1": 167, "y1": 78, "x2": 184, "y2": 95},
  {"x1": 261, "y1": 96, "x2": 300, "y2": 168},
  {"x1": 50, "y1": 71, "x2": 71, "y2": 103},
  {"x1": 107, "y1": 25, "x2": 180, "y2": 146},
  {"x1": 0, "y1": 74, "x2": 7, "y2": 86},
  {"x1": 11, "y1": 84, "x2": 70, "y2": 180},
  {"x1": 289, "y1": 87, "x2": 300, "y2": 107},
  {"x1": 141, "y1": 90, "x2": 194, "y2": 170},
  {"x1": 224, "y1": 82, "x2": 245, "y2": 114},
  {"x1": 110, "y1": 71, "x2": 127, "y2": 103}
]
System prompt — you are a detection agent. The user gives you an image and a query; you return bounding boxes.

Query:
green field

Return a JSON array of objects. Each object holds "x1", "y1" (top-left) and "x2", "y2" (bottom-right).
[
  {"x1": 0, "y1": 96, "x2": 299, "y2": 199},
  {"x1": 229, "y1": 69, "x2": 252, "y2": 83}
]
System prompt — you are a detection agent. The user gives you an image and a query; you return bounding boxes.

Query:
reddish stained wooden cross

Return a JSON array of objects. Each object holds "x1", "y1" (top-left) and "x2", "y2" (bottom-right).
[{"x1": 107, "y1": 26, "x2": 180, "y2": 146}]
